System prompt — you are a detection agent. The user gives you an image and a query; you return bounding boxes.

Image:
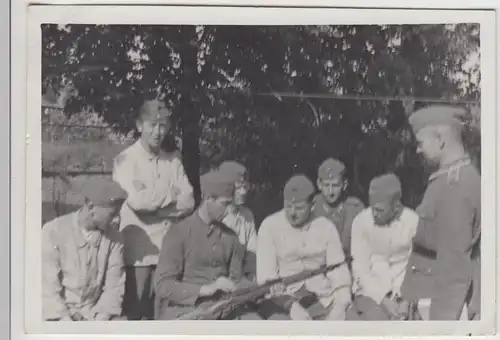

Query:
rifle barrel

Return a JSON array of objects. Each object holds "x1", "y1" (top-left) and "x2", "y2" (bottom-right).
[{"x1": 175, "y1": 256, "x2": 351, "y2": 320}]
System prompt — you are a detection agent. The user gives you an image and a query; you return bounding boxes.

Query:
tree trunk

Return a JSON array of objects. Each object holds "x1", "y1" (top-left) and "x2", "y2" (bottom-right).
[
  {"x1": 180, "y1": 98, "x2": 202, "y2": 206},
  {"x1": 178, "y1": 27, "x2": 202, "y2": 206}
]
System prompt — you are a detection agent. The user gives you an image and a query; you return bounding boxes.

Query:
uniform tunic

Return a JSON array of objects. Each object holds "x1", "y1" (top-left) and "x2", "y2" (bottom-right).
[
  {"x1": 312, "y1": 194, "x2": 364, "y2": 256},
  {"x1": 222, "y1": 206, "x2": 257, "y2": 277},
  {"x1": 351, "y1": 207, "x2": 419, "y2": 304},
  {"x1": 154, "y1": 213, "x2": 249, "y2": 320},
  {"x1": 112, "y1": 140, "x2": 194, "y2": 267},
  {"x1": 42, "y1": 212, "x2": 125, "y2": 320},
  {"x1": 257, "y1": 211, "x2": 352, "y2": 310},
  {"x1": 401, "y1": 158, "x2": 481, "y2": 320}
]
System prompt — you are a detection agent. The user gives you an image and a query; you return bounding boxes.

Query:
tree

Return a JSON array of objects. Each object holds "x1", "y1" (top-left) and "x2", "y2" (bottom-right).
[{"x1": 42, "y1": 24, "x2": 480, "y2": 223}]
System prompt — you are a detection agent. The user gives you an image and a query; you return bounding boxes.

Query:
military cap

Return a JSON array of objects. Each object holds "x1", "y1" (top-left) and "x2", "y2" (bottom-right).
[
  {"x1": 318, "y1": 158, "x2": 346, "y2": 180},
  {"x1": 283, "y1": 175, "x2": 315, "y2": 202},
  {"x1": 138, "y1": 99, "x2": 172, "y2": 122},
  {"x1": 80, "y1": 178, "x2": 127, "y2": 208},
  {"x1": 218, "y1": 161, "x2": 247, "y2": 183},
  {"x1": 408, "y1": 105, "x2": 466, "y2": 133},
  {"x1": 200, "y1": 169, "x2": 234, "y2": 198},
  {"x1": 368, "y1": 173, "x2": 402, "y2": 204}
]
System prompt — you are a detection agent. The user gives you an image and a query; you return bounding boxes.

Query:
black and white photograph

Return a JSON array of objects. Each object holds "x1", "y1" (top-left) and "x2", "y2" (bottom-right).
[{"x1": 20, "y1": 5, "x2": 497, "y2": 337}]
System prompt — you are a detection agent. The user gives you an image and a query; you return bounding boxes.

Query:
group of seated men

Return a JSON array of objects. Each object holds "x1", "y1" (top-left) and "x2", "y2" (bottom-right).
[{"x1": 42, "y1": 100, "x2": 480, "y2": 321}]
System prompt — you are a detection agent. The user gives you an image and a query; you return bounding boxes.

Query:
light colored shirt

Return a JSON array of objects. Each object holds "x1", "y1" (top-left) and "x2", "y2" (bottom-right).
[
  {"x1": 257, "y1": 211, "x2": 352, "y2": 308},
  {"x1": 223, "y1": 205, "x2": 258, "y2": 278},
  {"x1": 351, "y1": 207, "x2": 419, "y2": 304},
  {"x1": 222, "y1": 206, "x2": 257, "y2": 253},
  {"x1": 42, "y1": 212, "x2": 125, "y2": 321},
  {"x1": 112, "y1": 140, "x2": 194, "y2": 266}
]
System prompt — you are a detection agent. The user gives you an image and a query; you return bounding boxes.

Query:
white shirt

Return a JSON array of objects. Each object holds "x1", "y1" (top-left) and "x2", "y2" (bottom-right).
[
  {"x1": 222, "y1": 205, "x2": 257, "y2": 253},
  {"x1": 351, "y1": 207, "x2": 419, "y2": 304},
  {"x1": 112, "y1": 140, "x2": 194, "y2": 266},
  {"x1": 257, "y1": 211, "x2": 352, "y2": 308},
  {"x1": 42, "y1": 212, "x2": 125, "y2": 320}
]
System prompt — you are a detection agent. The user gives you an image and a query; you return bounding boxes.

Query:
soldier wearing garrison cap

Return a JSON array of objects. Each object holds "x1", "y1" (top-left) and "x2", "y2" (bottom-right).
[
  {"x1": 400, "y1": 105, "x2": 481, "y2": 320},
  {"x1": 313, "y1": 158, "x2": 364, "y2": 257},
  {"x1": 256, "y1": 175, "x2": 352, "y2": 320},
  {"x1": 42, "y1": 177, "x2": 127, "y2": 321},
  {"x1": 112, "y1": 98, "x2": 195, "y2": 320},
  {"x1": 346, "y1": 173, "x2": 419, "y2": 320},
  {"x1": 219, "y1": 161, "x2": 258, "y2": 280},
  {"x1": 154, "y1": 169, "x2": 262, "y2": 320}
]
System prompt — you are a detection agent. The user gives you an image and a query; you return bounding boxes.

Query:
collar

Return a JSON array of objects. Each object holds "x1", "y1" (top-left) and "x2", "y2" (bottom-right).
[
  {"x1": 73, "y1": 211, "x2": 102, "y2": 248},
  {"x1": 322, "y1": 201, "x2": 343, "y2": 217},
  {"x1": 286, "y1": 212, "x2": 314, "y2": 232},
  {"x1": 135, "y1": 139, "x2": 165, "y2": 161},
  {"x1": 429, "y1": 157, "x2": 471, "y2": 182},
  {"x1": 195, "y1": 212, "x2": 222, "y2": 237},
  {"x1": 372, "y1": 206, "x2": 404, "y2": 228},
  {"x1": 316, "y1": 194, "x2": 344, "y2": 215}
]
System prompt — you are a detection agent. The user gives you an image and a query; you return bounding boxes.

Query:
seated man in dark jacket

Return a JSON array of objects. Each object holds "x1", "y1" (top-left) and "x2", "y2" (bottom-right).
[{"x1": 154, "y1": 168, "x2": 261, "y2": 320}]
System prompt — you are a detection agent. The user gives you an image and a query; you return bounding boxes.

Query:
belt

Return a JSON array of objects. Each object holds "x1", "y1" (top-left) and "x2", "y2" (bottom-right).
[{"x1": 412, "y1": 244, "x2": 437, "y2": 259}]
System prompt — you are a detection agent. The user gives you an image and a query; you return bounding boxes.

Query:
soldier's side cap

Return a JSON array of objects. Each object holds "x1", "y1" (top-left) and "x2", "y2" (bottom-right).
[
  {"x1": 408, "y1": 105, "x2": 466, "y2": 133},
  {"x1": 81, "y1": 179, "x2": 128, "y2": 208},
  {"x1": 139, "y1": 99, "x2": 172, "y2": 121},
  {"x1": 283, "y1": 175, "x2": 315, "y2": 202},
  {"x1": 318, "y1": 158, "x2": 346, "y2": 180},
  {"x1": 218, "y1": 161, "x2": 247, "y2": 182},
  {"x1": 200, "y1": 169, "x2": 234, "y2": 198},
  {"x1": 368, "y1": 173, "x2": 402, "y2": 204}
]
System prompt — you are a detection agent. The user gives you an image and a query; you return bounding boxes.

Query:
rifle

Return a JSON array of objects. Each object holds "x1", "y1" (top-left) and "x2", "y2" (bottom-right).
[{"x1": 176, "y1": 256, "x2": 352, "y2": 320}]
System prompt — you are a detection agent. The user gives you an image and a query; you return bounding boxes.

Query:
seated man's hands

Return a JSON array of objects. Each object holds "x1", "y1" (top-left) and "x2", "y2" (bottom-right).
[
  {"x1": 269, "y1": 282, "x2": 286, "y2": 296},
  {"x1": 199, "y1": 276, "x2": 238, "y2": 297}
]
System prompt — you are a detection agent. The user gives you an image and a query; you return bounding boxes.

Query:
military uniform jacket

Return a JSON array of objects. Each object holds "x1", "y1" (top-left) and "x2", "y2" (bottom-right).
[
  {"x1": 154, "y1": 213, "x2": 248, "y2": 320},
  {"x1": 312, "y1": 194, "x2": 365, "y2": 256},
  {"x1": 401, "y1": 158, "x2": 480, "y2": 320}
]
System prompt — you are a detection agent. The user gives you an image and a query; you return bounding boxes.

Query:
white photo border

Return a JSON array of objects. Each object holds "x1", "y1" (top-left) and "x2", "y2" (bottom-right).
[{"x1": 12, "y1": 2, "x2": 498, "y2": 338}]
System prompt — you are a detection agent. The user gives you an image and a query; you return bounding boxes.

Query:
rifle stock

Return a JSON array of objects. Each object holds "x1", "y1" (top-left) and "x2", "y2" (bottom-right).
[{"x1": 176, "y1": 256, "x2": 352, "y2": 320}]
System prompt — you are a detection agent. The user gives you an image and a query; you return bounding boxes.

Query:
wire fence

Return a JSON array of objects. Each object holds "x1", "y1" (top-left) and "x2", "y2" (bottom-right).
[{"x1": 40, "y1": 93, "x2": 481, "y2": 224}]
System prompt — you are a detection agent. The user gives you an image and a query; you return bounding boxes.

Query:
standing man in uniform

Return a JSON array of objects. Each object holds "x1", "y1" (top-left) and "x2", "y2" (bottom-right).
[
  {"x1": 112, "y1": 99, "x2": 195, "y2": 320},
  {"x1": 42, "y1": 178, "x2": 127, "y2": 321},
  {"x1": 219, "y1": 161, "x2": 258, "y2": 280},
  {"x1": 313, "y1": 158, "x2": 365, "y2": 257},
  {"x1": 154, "y1": 168, "x2": 262, "y2": 320},
  {"x1": 401, "y1": 105, "x2": 481, "y2": 320},
  {"x1": 346, "y1": 173, "x2": 419, "y2": 320},
  {"x1": 257, "y1": 175, "x2": 352, "y2": 320}
]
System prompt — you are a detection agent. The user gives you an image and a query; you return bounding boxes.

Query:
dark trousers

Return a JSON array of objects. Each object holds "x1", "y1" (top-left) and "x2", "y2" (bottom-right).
[{"x1": 123, "y1": 265, "x2": 156, "y2": 320}]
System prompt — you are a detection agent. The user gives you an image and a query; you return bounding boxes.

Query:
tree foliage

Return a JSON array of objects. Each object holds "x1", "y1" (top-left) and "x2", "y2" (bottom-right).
[{"x1": 42, "y1": 23, "x2": 480, "y2": 224}]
